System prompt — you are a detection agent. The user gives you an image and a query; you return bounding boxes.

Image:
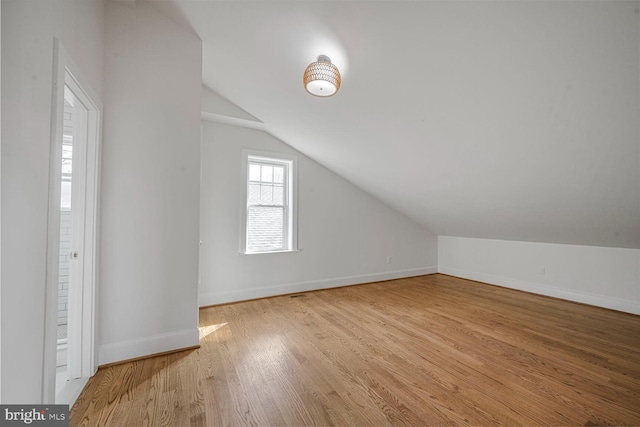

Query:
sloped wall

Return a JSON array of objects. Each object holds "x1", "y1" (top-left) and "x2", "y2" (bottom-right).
[{"x1": 199, "y1": 122, "x2": 438, "y2": 306}]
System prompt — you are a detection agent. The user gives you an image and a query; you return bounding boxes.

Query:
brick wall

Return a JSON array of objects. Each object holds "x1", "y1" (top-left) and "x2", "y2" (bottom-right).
[
  {"x1": 57, "y1": 98, "x2": 74, "y2": 331},
  {"x1": 58, "y1": 210, "x2": 71, "y2": 328}
]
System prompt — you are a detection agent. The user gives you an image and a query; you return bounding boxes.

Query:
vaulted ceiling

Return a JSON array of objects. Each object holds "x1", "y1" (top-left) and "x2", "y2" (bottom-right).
[{"x1": 151, "y1": 0, "x2": 639, "y2": 249}]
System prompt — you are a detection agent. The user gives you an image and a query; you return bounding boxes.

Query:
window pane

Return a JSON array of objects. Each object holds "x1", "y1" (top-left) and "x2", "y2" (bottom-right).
[
  {"x1": 248, "y1": 183, "x2": 261, "y2": 204},
  {"x1": 61, "y1": 180, "x2": 72, "y2": 210},
  {"x1": 247, "y1": 206, "x2": 284, "y2": 251},
  {"x1": 261, "y1": 184, "x2": 273, "y2": 204},
  {"x1": 62, "y1": 158, "x2": 72, "y2": 175},
  {"x1": 273, "y1": 185, "x2": 284, "y2": 205},
  {"x1": 249, "y1": 164, "x2": 261, "y2": 182},
  {"x1": 261, "y1": 165, "x2": 273, "y2": 183},
  {"x1": 245, "y1": 154, "x2": 296, "y2": 254},
  {"x1": 62, "y1": 145, "x2": 73, "y2": 174},
  {"x1": 62, "y1": 144, "x2": 73, "y2": 159},
  {"x1": 273, "y1": 166, "x2": 284, "y2": 183}
]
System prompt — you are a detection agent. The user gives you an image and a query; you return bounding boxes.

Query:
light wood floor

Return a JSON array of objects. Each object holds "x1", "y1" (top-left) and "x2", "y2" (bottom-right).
[{"x1": 71, "y1": 274, "x2": 640, "y2": 426}]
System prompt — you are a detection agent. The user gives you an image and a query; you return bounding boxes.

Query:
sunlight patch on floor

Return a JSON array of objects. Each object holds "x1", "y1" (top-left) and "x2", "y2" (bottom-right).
[{"x1": 199, "y1": 322, "x2": 228, "y2": 340}]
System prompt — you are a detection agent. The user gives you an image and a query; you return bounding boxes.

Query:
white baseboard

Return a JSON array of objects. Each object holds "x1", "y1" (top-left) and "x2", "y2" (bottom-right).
[
  {"x1": 439, "y1": 266, "x2": 640, "y2": 315},
  {"x1": 199, "y1": 266, "x2": 438, "y2": 307},
  {"x1": 98, "y1": 328, "x2": 199, "y2": 366}
]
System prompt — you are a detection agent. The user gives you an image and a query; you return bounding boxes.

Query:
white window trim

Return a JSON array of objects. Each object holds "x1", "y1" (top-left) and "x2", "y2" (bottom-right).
[{"x1": 240, "y1": 149, "x2": 298, "y2": 254}]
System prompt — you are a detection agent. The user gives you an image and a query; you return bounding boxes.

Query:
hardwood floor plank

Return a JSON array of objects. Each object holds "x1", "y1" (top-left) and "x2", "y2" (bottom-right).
[{"x1": 71, "y1": 274, "x2": 640, "y2": 426}]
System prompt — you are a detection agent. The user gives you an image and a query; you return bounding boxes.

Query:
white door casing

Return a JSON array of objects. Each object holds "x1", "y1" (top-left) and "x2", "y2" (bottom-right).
[{"x1": 43, "y1": 38, "x2": 102, "y2": 405}]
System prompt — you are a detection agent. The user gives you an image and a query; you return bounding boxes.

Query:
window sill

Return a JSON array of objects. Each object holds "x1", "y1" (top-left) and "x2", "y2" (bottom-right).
[{"x1": 239, "y1": 249, "x2": 301, "y2": 256}]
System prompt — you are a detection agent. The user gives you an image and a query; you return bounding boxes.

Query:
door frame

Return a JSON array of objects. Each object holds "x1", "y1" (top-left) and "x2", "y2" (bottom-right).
[{"x1": 43, "y1": 38, "x2": 102, "y2": 404}]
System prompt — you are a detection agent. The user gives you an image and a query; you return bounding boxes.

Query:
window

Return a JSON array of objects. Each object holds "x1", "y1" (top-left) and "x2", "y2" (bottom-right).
[{"x1": 241, "y1": 151, "x2": 297, "y2": 254}]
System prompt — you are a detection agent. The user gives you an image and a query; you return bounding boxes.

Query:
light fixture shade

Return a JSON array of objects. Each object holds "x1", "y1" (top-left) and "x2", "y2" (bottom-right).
[{"x1": 303, "y1": 55, "x2": 341, "y2": 97}]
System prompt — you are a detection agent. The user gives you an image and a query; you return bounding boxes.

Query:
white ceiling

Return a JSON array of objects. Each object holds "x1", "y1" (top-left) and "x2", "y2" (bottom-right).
[{"x1": 150, "y1": 0, "x2": 640, "y2": 249}]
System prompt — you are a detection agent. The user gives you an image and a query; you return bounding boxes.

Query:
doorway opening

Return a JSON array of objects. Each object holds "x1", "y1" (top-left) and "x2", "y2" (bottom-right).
[
  {"x1": 55, "y1": 84, "x2": 85, "y2": 394},
  {"x1": 44, "y1": 40, "x2": 102, "y2": 405}
]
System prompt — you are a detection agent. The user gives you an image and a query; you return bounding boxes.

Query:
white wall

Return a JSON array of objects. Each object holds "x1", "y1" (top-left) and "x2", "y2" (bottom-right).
[
  {"x1": 99, "y1": 1, "x2": 201, "y2": 365},
  {"x1": 199, "y1": 122, "x2": 438, "y2": 306},
  {"x1": 1, "y1": 0, "x2": 104, "y2": 403},
  {"x1": 1, "y1": 0, "x2": 3, "y2": 403},
  {"x1": 439, "y1": 236, "x2": 640, "y2": 315}
]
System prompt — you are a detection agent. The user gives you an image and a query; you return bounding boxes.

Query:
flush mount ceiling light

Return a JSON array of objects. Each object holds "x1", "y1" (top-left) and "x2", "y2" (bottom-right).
[{"x1": 303, "y1": 55, "x2": 341, "y2": 97}]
